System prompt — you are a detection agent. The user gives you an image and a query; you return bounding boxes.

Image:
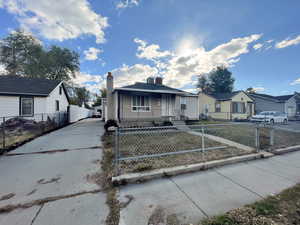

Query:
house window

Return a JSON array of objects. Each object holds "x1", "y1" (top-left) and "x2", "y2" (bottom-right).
[
  {"x1": 215, "y1": 101, "x2": 221, "y2": 112},
  {"x1": 132, "y1": 96, "x2": 150, "y2": 112},
  {"x1": 59, "y1": 86, "x2": 62, "y2": 95},
  {"x1": 232, "y1": 102, "x2": 246, "y2": 113},
  {"x1": 56, "y1": 100, "x2": 60, "y2": 111},
  {"x1": 20, "y1": 97, "x2": 34, "y2": 116}
]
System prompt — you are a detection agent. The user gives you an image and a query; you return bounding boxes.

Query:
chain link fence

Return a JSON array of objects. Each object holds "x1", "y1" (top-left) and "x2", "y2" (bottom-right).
[
  {"x1": 112, "y1": 121, "x2": 300, "y2": 176},
  {"x1": 0, "y1": 112, "x2": 68, "y2": 154},
  {"x1": 113, "y1": 124, "x2": 263, "y2": 176}
]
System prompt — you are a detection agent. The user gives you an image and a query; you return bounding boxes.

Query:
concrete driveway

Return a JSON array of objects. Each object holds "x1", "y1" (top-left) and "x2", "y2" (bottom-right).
[{"x1": 0, "y1": 119, "x2": 108, "y2": 225}]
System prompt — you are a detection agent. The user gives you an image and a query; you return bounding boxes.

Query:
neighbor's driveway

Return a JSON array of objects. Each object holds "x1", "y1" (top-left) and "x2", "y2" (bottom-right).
[{"x1": 0, "y1": 119, "x2": 108, "y2": 225}]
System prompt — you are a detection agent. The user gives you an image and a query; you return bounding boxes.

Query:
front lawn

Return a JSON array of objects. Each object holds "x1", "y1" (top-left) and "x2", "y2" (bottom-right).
[
  {"x1": 190, "y1": 124, "x2": 300, "y2": 150},
  {"x1": 114, "y1": 131, "x2": 254, "y2": 175},
  {"x1": 201, "y1": 184, "x2": 300, "y2": 225}
]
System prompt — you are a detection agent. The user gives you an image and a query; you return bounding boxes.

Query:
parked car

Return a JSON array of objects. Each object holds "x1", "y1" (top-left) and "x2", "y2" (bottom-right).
[{"x1": 250, "y1": 111, "x2": 288, "y2": 124}]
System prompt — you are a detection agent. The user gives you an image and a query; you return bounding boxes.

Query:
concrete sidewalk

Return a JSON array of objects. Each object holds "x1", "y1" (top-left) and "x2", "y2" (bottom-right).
[
  {"x1": 0, "y1": 119, "x2": 108, "y2": 225},
  {"x1": 119, "y1": 150, "x2": 300, "y2": 225}
]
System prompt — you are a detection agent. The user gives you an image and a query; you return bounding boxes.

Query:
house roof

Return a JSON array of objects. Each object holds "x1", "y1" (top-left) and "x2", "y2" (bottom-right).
[
  {"x1": 0, "y1": 75, "x2": 62, "y2": 97},
  {"x1": 115, "y1": 82, "x2": 197, "y2": 96},
  {"x1": 249, "y1": 93, "x2": 295, "y2": 103},
  {"x1": 204, "y1": 91, "x2": 251, "y2": 101}
]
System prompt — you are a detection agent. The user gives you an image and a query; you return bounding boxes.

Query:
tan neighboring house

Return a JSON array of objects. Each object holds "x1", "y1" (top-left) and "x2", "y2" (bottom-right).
[
  {"x1": 105, "y1": 72, "x2": 199, "y2": 122},
  {"x1": 198, "y1": 91, "x2": 254, "y2": 120}
]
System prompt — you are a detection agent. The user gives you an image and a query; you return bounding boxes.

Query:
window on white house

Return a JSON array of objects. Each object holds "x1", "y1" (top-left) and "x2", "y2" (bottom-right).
[
  {"x1": 56, "y1": 100, "x2": 60, "y2": 111},
  {"x1": 59, "y1": 86, "x2": 62, "y2": 95},
  {"x1": 20, "y1": 97, "x2": 34, "y2": 116},
  {"x1": 132, "y1": 96, "x2": 150, "y2": 112},
  {"x1": 232, "y1": 102, "x2": 246, "y2": 113}
]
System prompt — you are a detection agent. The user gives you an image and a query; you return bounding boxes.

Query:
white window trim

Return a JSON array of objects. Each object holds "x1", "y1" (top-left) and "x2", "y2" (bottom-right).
[
  {"x1": 20, "y1": 97, "x2": 34, "y2": 116},
  {"x1": 131, "y1": 95, "x2": 151, "y2": 112}
]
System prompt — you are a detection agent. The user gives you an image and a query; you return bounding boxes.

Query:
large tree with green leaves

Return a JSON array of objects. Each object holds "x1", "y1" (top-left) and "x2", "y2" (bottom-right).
[
  {"x1": 0, "y1": 29, "x2": 43, "y2": 76},
  {"x1": 0, "y1": 29, "x2": 79, "y2": 81},
  {"x1": 70, "y1": 87, "x2": 90, "y2": 106},
  {"x1": 197, "y1": 66, "x2": 235, "y2": 94}
]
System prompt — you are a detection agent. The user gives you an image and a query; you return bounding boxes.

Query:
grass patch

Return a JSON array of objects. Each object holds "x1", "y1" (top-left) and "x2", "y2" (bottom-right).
[
  {"x1": 191, "y1": 124, "x2": 300, "y2": 150},
  {"x1": 201, "y1": 184, "x2": 300, "y2": 225}
]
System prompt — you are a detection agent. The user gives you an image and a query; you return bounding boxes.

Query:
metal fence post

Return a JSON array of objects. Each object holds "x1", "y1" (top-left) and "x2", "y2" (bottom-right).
[
  {"x1": 255, "y1": 126, "x2": 260, "y2": 152},
  {"x1": 270, "y1": 127, "x2": 274, "y2": 146},
  {"x1": 2, "y1": 117, "x2": 5, "y2": 151},
  {"x1": 201, "y1": 126, "x2": 205, "y2": 161},
  {"x1": 115, "y1": 127, "x2": 120, "y2": 176}
]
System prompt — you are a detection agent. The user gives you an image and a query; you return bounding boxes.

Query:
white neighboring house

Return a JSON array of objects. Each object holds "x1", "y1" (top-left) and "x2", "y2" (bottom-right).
[{"x1": 0, "y1": 76, "x2": 70, "y2": 119}]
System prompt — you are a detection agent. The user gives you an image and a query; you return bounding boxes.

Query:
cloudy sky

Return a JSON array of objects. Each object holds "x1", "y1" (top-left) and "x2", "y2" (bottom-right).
[{"x1": 0, "y1": 0, "x2": 299, "y2": 95}]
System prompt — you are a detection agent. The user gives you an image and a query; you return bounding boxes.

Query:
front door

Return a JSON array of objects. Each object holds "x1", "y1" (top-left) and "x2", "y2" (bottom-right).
[{"x1": 161, "y1": 95, "x2": 173, "y2": 116}]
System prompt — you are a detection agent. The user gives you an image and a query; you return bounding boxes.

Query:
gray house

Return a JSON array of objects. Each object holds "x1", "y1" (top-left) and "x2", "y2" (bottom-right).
[
  {"x1": 106, "y1": 72, "x2": 199, "y2": 122},
  {"x1": 249, "y1": 92, "x2": 300, "y2": 118}
]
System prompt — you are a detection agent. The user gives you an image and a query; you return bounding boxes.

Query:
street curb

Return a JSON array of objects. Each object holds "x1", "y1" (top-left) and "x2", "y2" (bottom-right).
[
  {"x1": 112, "y1": 151, "x2": 273, "y2": 185},
  {"x1": 272, "y1": 145, "x2": 300, "y2": 155}
]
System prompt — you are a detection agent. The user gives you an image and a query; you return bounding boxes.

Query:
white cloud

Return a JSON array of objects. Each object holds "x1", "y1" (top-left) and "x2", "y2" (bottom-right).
[
  {"x1": 109, "y1": 34, "x2": 262, "y2": 89},
  {"x1": 290, "y1": 78, "x2": 300, "y2": 85},
  {"x1": 276, "y1": 35, "x2": 300, "y2": 49},
  {"x1": 111, "y1": 64, "x2": 158, "y2": 88},
  {"x1": 72, "y1": 72, "x2": 104, "y2": 93},
  {"x1": 266, "y1": 40, "x2": 274, "y2": 43},
  {"x1": 134, "y1": 38, "x2": 171, "y2": 60},
  {"x1": 163, "y1": 34, "x2": 262, "y2": 88},
  {"x1": 253, "y1": 43, "x2": 263, "y2": 50},
  {"x1": 0, "y1": 0, "x2": 108, "y2": 43},
  {"x1": 84, "y1": 47, "x2": 102, "y2": 61},
  {"x1": 116, "y1": 0, "x2": 140, "y2": 9},
  {"x1": 252, "y1": 87, "x2": 265, "y2": 92}
]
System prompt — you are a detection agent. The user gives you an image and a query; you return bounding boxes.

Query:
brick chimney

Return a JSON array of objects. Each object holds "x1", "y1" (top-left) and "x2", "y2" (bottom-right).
[
  {"x1": 155, "y1": 77, "x2": 163, "y2": 85},
  {"x1": 146, "y1": 77, "x2": 155, "y2": 84},
  {"x1": 106, "y1": 72, "x2": 114, "y2": 121}
]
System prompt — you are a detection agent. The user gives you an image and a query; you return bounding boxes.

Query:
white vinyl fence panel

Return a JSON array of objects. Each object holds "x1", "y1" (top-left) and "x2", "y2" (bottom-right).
[{"x1": 69, "y1": 105, "x2": 93, "y2": 123}]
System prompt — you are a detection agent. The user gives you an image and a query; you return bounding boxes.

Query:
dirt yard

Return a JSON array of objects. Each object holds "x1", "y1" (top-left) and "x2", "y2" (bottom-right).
[
  {"x1": 111, "y1": 131, "x2": 255, "y2": 174},
  {"x1": 201, "y1": 184, "x2": 300, "y2": 225}
]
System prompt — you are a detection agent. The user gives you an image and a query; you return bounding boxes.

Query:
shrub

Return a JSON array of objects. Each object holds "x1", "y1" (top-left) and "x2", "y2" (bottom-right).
[{"x1": 104, "y1": 119, "x2": 118, "y2": 132}]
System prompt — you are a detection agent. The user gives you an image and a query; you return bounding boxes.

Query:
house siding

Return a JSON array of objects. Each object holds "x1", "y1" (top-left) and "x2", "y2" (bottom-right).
[
  {"x1": 0, "y1": 83, "x2": 69, "y2": 119},
  {"x1": 285, "y1": 96, "x2": 297, "y2": 117},
  {"x1": 0, "y1": 96, "x2": 20, "y2": 117},
  {"x1": 118, "y1": 93, "x2": 162, "y2": 121},
  {"x1": 46, "y1": 83, "x2": 69, "y2": 114},
  {"x1": 184, "y1": 96, "x2": 199, "y2": 120},
  {"x1": 253, "y1": 97, "x2": 285, "y2": 114},
  {"x1": 198, "y1": 92, "x2": 254, "y2": 120}
]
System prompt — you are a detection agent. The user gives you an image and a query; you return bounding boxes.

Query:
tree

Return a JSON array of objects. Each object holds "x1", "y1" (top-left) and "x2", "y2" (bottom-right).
[
  {"x1": 92, "y1": 88, "x2": 107, "y2": 107},
  {"x1": 71, "y1": 87, "x2": 90, "y2": 106},
  {"x1": 0, "y1": 29, "x2": 43, "y2": 76},
  {"x1": 208, "y1": 66, "x2": 235, "y2": 93},
  {"x1": 0, "y1": 29, "x2": 79, "y2": 81},
  {"x1": 100, "y1": 87, "x2": 107, "y2": 98},
  {"x1": 44, "y1": 46, "x2": 79, "y2": 81},
  {"x1": 197, "y1": 76, "x2": 211, "y2": 94},
  {"x1": 246, "y1": 87, "x2": 256, "y2": 93}
]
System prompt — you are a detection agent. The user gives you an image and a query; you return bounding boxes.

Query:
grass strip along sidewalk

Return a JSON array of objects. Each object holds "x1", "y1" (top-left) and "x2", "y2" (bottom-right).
[{"x1": 202, "y1": 184, "x2": 300, "y2": 225}]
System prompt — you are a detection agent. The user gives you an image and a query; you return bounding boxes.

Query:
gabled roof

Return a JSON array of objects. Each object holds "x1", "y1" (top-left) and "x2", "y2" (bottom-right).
[
  {"x1": 203, "y1": 91, "x2": 250, "y2": 101},
  {"x1": 115, "y1": 82, "x2": 197, "y2": 96},
  {"x1": 0, "y1": 75, "x2": 62, "y2": 97},
  {"x1": 249, "y1": 93, "x2": 295, "y2": 103}
]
